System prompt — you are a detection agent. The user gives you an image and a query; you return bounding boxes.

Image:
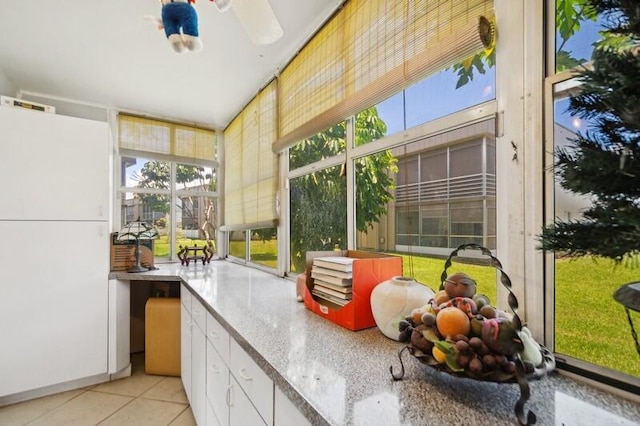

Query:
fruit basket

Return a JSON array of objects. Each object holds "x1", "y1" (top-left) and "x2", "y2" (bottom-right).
[{"x1": 389, "y1": 244, "x2": 555, "y2": 425}]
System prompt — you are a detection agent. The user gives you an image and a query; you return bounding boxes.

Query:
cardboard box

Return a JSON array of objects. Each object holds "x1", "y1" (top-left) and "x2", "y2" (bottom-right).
[
  {"x1": 304, "y1": 250, "x2": 402, "y2": 331},
  {"x1": 110, "y1": 232, "x2": 155, "y2": 271}
]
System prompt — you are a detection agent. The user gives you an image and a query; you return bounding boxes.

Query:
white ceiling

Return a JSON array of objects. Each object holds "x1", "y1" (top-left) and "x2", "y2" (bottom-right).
[{"x1": 0, "y1": 0, "x2": 343, "y2": 129}]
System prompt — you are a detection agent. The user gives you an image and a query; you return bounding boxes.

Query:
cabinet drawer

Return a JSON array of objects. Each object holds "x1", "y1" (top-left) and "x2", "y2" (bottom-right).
[
  {"x1": 230, "y1": 375, "x2": 267, "y2": 426},
  {"x1": 207, "y1": 312, "x2": 230, "y2": 366},
  {"x1": 191, "y1": 297, "x2": 207, "y2": 333},
  {"x1": 274, "y1": 386, "x2": 311, "y2": 426},
  {"x1": 206, "y1": 340, "x2": 229, "y2": 426},
  {"x1": 229, "y1": 339, "x2": 274, "y2": 426},
  {"x1": 180, "y1": 284, "x2": 192, "y2": 313}
]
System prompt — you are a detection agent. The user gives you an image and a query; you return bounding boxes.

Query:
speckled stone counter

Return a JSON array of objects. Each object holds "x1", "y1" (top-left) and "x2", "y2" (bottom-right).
[{"x1": 111, "y1": 262, "x2": 640, "y2": 426}]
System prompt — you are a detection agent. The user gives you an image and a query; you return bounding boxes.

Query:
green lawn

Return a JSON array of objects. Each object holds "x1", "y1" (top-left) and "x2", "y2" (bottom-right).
[
  {"x1": 396, "y1": 252, "x2": 640, "y2": 377},
  {"x1": 170, "y1": 237, "x2": 640, "y2": 377}
]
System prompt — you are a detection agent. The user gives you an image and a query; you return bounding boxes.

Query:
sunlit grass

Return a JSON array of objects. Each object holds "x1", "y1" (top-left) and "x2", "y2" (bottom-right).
[
  {"x1": 154, "y1": 235, "x2": 212, "y2": 258},
  {"x1": 399, "y1": 252, "x2": 640, "y2": 377},
  {"x1": 554, "y1": 256, "x2": 640, "y2": 377}
]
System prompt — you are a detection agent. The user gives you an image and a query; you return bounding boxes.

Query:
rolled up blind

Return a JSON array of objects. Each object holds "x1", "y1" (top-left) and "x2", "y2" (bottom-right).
[
  {"x1": 274, "y1": 0, "x2": 494, "y2": 153},
  {"x1": 118, "y1": 114, "x2": 216, "y2": 163},
  {"x1": 223, "y1": 80, "x2": 279, "y2": 230}
]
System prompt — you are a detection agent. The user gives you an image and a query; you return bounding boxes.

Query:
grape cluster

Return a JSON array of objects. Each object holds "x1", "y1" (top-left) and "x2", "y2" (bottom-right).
[{"x1": 451, "y1": 334, "x2": 516, "y2": 377}]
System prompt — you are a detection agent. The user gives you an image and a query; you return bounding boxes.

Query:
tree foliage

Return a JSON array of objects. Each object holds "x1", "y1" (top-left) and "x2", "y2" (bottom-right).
[
  {"x1": 289, "y1": 108, "x2": 397, "y2": 271},
  {"x1": 539, "y1": 0, "x2": 640, "y2": 262},
  {"x1": 454, "y1": 0, "x2": 603, "y2": 86},
  {"x1": 133, "y1": 162, "x2": 214, "y2": 224}
]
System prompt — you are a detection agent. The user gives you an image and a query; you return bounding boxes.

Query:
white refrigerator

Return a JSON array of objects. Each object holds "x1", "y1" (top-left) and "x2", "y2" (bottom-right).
[{"x1": 0, "y1": 106, "x2": 111, "y2": 399}]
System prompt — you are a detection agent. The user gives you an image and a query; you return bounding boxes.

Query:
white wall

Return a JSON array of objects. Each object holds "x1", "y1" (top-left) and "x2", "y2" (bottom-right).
[{"x1": 0, "y1": 66, "x2": 16, "y2": 97}]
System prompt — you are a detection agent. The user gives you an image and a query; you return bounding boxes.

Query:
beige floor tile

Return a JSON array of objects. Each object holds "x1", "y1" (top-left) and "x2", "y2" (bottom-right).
[
  {"x1": 91, "y1": 373, "x2": 164, "y2": 398},
  {"x1": 0, "y1": 389, "x2": 85, "y2": 426},
  {"x1": 98, "y1": 397, "x2": 186, "y2": 426},
  {"x1": 169, "y1": 406, "x2": 197, "y2": 426},
  {"x1": 26, "y1": 391, "x2": 132, "y2": 426},
  {"x1": 141, "y1": 377, "x2": 188, "y2": 404}
]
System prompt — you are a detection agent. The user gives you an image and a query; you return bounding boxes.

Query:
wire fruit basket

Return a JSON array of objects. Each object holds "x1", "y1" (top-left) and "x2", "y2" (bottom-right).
[{"x1": 389, "y1": 244, "x2": 555, "y2": 425}]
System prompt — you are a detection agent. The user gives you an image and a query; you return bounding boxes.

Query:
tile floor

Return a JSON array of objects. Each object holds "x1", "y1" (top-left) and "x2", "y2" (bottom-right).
[{"x1": 0, "y1": 353, "x2": 195, "y2": 426}]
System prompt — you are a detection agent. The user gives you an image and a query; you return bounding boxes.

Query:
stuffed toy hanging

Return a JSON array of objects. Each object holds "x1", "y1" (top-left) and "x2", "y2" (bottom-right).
[{"x1": 149, "y1": 0, "x2": 208, "y2": 53}]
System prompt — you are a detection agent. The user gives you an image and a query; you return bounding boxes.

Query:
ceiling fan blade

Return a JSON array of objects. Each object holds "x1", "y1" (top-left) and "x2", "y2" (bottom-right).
[
  {"x1": 213, "y1": 0, "x2": 232, "y2": 13},
  {"x1": 231, "y1": 0, "x2": 284, "y2": 45}
]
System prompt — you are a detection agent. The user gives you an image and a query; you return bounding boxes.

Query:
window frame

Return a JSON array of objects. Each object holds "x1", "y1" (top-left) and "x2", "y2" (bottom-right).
[{"x1": 116, "y1": 151, "x2": 219, "y2": 262}]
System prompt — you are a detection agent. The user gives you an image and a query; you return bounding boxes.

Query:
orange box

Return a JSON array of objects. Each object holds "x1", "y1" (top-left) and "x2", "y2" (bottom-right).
[{"x1": 304, "y1": 250, "x2": 402, "y2": 331}]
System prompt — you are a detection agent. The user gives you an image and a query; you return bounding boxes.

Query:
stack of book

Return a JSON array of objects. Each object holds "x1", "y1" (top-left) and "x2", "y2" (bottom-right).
[{"x1": 311, "y1": 256, "x2": 354, "y2": 307}]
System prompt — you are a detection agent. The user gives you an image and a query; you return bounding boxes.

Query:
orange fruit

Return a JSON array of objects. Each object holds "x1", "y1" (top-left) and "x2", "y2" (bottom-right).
[
  {"x1": 432, "y1": 346, "x2": 447, "y2": 364},
  {"x1": 436, "y1": 307, "x2": 471, "y2": 339}
]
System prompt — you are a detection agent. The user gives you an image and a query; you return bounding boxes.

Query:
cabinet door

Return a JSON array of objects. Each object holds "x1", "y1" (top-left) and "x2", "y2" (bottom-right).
[
  {"x1": 0, "y1": 107, "x2": 109, "y2": 221},
  {"x1": 181, "y1": 284, "x2": 192, "y2": 313},
  {"x1": 191, "y1": 323, "x2": 206, "y2": 426},
  {"x1": 206, "y1": 340, "x2": 229, "y2": 426},
  {"x1": 229, "y1": 375, "x2": 267, "y2": 426},
  {"x1": 207, "y1": 312, "x2": 230, "y2": 366},
  {"x1": 0, "y1": 221, "x2": 108, "y2": 397},
  {"x1": 274, "y1": 386, "x2": 311, "y2": 426},
  {"x1": 191, "y1": 298, "x2": 207, "y2": 335},
  {"x1": 230, "y1": 339, "x2": 274, "y2": 426},
  {"x1": 207, "y1": 399, "x2": 221, "y2": 426},
  {"x1": 181, "y1": 303, "x2": 192, "y2": 402}
]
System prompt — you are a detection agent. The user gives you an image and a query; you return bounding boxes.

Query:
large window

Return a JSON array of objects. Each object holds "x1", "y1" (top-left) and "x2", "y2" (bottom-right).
[
  {"x1": 289, "y1": 121, "x2": 348, "y2": 273},
  {"x1": 554, "y1": 0, "x2": 607, "y2": 73},
  {"x1": 360, "y1": 66, "x2": 495, "y2": 146},
  {"x1": 544, "y1": 1, "x2": 640, "y2": 386},
  {"x1": 389, "y1": 123, "x2": 496, "y2": 256},
  {"x1": 547, "y1": 79, "x2": 639, "y2": 381},
  {"x1": 118, "y1": 115, "x2": 218, "y2": 261}
]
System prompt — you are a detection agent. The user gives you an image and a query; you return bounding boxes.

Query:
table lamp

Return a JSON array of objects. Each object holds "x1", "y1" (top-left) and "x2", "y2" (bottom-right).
[{"x1": 117, "y1": 218, "x2": 159, "y2": 272}]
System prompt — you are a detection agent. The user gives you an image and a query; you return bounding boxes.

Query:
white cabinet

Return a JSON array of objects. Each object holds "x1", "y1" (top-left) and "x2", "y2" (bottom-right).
[
  {"x1": 0, "y1": 107, "x2": 110, "y2": 221},
  {"x1": 229, "y1": 375, "x2": 267, "y2": 426},
  {"x1": 191, "y1": 298, "x2": 207, "y2": 426},
  {"x1": 0, "y1": 221, "x2": 109, "y2": 397},
  {"x1": 274, "y1": 386, "x2": 311, "y2": 426},
  {"x1": 182, "y1": 290, "x2": 209, "y2": 426},
  {"x1": 206, "y1": 340, "x2": 229, "y2": 426},
  {"x1": 207, "y1": 399, "x2": 221, "y2": 426},
  {"x1": 0, "y1": 103, "x2": 111, "y2": 400},
  {"x1": 182, "y1": 288, "x2": 306, "y2": 426},
  {"x1": 181, "y1": 298, "x2": 192, "y2": 402},
  {"x1": 207, "y1": 313, "x2": 230, "y2": 365},
  {"x1": 229, "y1": 339, "x2": 274, "y2": 426}
]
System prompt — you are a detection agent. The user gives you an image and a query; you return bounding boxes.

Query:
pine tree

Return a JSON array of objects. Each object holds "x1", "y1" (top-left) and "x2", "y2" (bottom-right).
[{"x1": 539, "y1": 0, "x2": 640, "y2": 262}]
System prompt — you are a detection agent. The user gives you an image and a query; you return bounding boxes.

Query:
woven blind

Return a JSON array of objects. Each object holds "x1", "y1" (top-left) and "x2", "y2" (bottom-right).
[
  {"x1": 118, "y1": 114, "x2": 215, "y2": 162},
  {"x1": 274, "y1": 0, "x2": 494, "y2": 152},
  {"x1": 223, "y1": 80, "x2": 279, "y2": 230}
]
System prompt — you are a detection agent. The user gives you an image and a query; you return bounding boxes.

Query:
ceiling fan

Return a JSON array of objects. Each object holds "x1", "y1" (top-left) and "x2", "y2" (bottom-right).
[{"x1": 212, "y1": 0, "x2": 284, "y2": 45}]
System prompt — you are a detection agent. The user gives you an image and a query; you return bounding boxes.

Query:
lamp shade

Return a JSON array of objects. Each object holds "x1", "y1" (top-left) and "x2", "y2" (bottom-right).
[{"x1": 117, "y1": 219, "x2": 159, "y2": 241}]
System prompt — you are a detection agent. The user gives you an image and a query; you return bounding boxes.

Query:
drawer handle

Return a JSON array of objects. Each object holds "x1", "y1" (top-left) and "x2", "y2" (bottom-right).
[
  {"x1": 209, "y1": 331, "x2": 219, "y2": 339},
  {"x1": 238, "y1": 368, "x2": 253, "y2": 381},
  {"x1": 226, "y1": 384, "x2": 233, "y2": 407},
  {"x1": 208, "y1": 364, "x2": 220, "y2": 374}
]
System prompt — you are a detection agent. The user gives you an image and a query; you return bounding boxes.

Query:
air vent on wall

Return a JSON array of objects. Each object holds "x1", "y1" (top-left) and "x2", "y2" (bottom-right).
[{"x1": 1, "y1": 96, "x2": 55, "y2": 114}]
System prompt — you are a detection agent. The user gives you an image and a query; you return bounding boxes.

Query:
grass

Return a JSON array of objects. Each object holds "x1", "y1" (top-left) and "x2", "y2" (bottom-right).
[
  {"x1": 164, "y1": 237, "x2": 640, "y2": 377},
  {"x1": 398, "y1": 252, "x2": 640, "y2": 377},
  {"x1": 153, "y1": 235, "x2": 214, "y2": 258},
  {"x1": 554, "y1": 256, "x2": 640, "y2": 377}
]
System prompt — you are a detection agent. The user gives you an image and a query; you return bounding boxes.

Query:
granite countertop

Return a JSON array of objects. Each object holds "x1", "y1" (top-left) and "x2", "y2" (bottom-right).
[{"x1": 111, "y1": 262, "x2": 640, "y2": 426}]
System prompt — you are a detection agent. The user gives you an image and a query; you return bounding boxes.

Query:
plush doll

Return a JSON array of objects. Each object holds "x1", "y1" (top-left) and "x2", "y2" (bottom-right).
[{"x1": 151, "y1": 0, "x2": 205, "y2": 53}]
